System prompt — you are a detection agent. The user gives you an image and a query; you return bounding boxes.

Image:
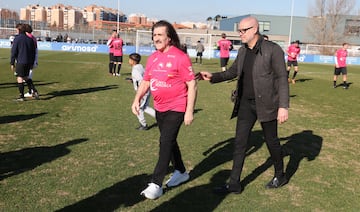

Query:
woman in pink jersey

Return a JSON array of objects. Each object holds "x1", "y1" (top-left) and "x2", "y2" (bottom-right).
[
  {"x1": 217, "y1": 33, "x2": 233, "y2": 71},
  {"x1": 132, "y1": 20, "x2": 197, "y2": 200},
  {"x1": 286, "y1": 40, "x2": 301, "y2": 84},
  {"x1": 112, "y1": 34, "x2": 123, "y2": 76},
  {"x1": 24, "y1": 24, "x2": 39, "y2": 98},
  {"x1": 106, "y1": 30, "x2": 117, "y2": 76},
  {"x1": 333, "y1": 43, "x2": 349, "y2": 89}
]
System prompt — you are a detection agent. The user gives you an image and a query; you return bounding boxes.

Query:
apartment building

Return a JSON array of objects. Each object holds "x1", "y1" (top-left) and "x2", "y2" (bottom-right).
[
  {"x1": 128, "y1": 13, "x2": 148, "y2": 25},
  {"x1": 19, "y1": 4, "x2": 124, "y2": 30}
]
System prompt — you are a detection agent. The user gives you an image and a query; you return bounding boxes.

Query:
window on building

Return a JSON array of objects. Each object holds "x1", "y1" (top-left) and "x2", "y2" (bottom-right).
[
  {"x1": 233, "y1": 22, "x2": 239, "y2": 32},
  {"x1": 258, "y1": 21, "x2": 271, "y2": 32},
  {"x1": 345, "y1": 19, "x2": 360, "y2": 36}
]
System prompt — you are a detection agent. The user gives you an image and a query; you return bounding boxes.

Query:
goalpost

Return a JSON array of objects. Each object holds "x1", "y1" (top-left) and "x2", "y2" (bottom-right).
[{"x1": 135, "y1": 30, "x2": 213, "y2": 59}]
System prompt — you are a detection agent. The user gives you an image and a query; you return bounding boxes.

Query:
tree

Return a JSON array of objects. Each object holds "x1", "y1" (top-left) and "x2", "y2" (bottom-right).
[
  {"x1": 213, "y1": 15, "x2": 222, "y2": 30},
  {"x1": 307, "y1": 0, "x2": 355, "y2": 48},
  {"x1": 206, "y1": 16, "x2": 213, "y2": 29},
  {"x1": 214, "y1": 15, "x2": 221, "y2": 21}
]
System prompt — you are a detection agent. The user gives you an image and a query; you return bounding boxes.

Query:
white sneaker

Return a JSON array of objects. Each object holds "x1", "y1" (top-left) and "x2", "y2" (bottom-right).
[
  {"x1": 24, "y1": 92, "x2": 32, "y2": 98},
  {"x1": 165, "y1": 170, "x2": 190, "y2": 187},
  {"x1": 140, "y1": 183, "x2": 163, "y2": 200}
]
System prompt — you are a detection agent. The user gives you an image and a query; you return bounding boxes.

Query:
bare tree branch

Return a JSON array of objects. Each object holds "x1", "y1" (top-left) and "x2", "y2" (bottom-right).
[{"x1": 306, "y1": 0, "x2": 355, "y2": 51}]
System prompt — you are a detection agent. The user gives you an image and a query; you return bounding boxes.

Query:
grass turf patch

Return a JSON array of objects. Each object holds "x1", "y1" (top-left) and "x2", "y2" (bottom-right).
[{"x1": 1, "y1": 49, "x2": 360, "y2": 211}]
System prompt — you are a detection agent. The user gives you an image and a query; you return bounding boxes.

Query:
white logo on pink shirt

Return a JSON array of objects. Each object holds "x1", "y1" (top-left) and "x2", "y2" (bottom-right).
[
  {"x1": 157, "y1": 63, "x2": 164, "y2": 69},
  {"x1": 150, "y1": 79, "x2": 172, "y2": 91}
]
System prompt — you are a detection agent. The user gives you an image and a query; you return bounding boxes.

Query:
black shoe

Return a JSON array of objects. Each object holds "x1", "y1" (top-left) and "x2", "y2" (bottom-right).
[
  {"x1": 33, "y1": 91, "x2": 40, "y2": 100},
  {"x1": 136, "y1": 125, "x2": 148, "y2": 130},
  {"x1": 213, "y1": 184, "x2": 242, "y2": 195},
  {"x1": 343, "y1": 85, "x2": 349, "y2": 89},
  {"x1": 265, "y1": 175, "x2": 288, "y2": 189}
]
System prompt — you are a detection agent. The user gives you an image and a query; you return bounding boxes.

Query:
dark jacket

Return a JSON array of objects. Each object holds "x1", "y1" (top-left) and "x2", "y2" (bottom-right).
[
  {"x1": 210, "y1": 36, "x2": 289, "y2": 122},
  {"x1": 10, "y1": 33, "x2": 36, "y2": 65}
]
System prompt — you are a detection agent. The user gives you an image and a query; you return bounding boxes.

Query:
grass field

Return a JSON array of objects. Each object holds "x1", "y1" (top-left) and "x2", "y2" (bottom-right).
[{"x1": 1, "y1": 49, "x2": 360, "y2": 212}]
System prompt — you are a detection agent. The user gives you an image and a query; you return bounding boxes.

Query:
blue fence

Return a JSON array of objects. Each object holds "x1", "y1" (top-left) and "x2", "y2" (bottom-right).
[{"x1": 1, "y1": 39, "x2": 360, "y2": 65}]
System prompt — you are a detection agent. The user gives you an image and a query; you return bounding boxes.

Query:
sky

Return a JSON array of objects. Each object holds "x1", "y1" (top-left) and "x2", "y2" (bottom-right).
[{"x1": 1, "y1": 0, "x2": 360, "y2": 23}]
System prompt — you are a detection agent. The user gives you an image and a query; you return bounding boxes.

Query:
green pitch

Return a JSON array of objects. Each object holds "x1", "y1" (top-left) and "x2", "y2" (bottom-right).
[{"x1": 0, "y1": 49, "x2": 359, "y2": 211}]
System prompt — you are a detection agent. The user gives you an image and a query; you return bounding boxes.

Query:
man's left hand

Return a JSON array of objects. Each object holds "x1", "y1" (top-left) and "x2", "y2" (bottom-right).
[{"x1": 277, "y1": 108, "x2": 288, "y2": 124}]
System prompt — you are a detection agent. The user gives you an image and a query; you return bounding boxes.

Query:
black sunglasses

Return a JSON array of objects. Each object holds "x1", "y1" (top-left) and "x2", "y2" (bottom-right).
[{"x1": 238, "y1": 26, "x2": 253, "y2": 34}]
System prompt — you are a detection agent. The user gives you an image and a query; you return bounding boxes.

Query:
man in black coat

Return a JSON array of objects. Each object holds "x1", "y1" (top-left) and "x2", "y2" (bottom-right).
[{"x1": 197, "y1": 16, "x2": 289, "y2": 194}]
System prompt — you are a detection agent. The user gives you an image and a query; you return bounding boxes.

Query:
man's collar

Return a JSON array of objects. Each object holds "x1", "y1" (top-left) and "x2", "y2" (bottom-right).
[{"x1": 245, "y1": 36, "x2": 263, "y2": 53}]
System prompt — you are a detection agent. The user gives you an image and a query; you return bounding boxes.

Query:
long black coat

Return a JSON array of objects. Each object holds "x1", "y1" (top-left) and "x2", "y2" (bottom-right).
[{"x1": 210, "y1": 36, "x2": 289, "y2": 122}]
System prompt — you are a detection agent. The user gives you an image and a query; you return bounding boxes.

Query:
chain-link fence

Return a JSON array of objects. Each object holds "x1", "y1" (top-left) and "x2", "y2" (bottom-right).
[
  {"x1": 0, "y1": 26, "x2": 134, "y2": 44},
  {"x1": 301, "y1": 44, "x2": 360, "y2": 57},
  {"x1": 2, "y1": 26, "x2": 360, "y2": 57}
]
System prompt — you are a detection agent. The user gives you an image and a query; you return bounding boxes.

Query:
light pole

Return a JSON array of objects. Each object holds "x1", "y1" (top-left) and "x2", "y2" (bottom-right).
[
  {"x1": 288, "y1": 0, "x2": 295, "y2": 45},
  {"x1": 117, "y1": 0, "x2": 120, "y2": 32}
]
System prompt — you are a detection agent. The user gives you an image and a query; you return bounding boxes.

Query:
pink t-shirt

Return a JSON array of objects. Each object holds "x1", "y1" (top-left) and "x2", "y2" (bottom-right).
[
  {"x1": 335, "y1": 48, "x2": 347, "y2": 67},
  {"x1": 287, "y1": 44, "x2": 300, "y2": 61},
  {"x1": 144, "y1": 46, "x2": 195, "y2": 112},
  {"x1": 112, "y1": 38, "x2": 123, "y2": 56},
  {"x1": 217, "y1": 39, "x2": 232, "y2": 58}
]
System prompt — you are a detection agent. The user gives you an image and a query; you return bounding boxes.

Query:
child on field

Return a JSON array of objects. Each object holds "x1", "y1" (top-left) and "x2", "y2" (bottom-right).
[{"x1": 129, "y1": 53, "x2": 155, "y2": 130}]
